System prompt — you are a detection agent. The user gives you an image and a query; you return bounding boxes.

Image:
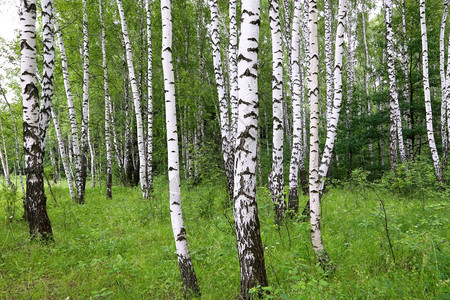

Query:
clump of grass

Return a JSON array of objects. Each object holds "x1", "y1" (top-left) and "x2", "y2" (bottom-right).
[{"x1": 0, "y1": 176, "x2": 447, "y2": 299}]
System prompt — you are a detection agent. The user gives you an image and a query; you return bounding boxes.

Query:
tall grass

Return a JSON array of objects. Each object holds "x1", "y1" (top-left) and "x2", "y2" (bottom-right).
[{"x1": 0, "y1": 176, "x2": 448, "y2": 299}]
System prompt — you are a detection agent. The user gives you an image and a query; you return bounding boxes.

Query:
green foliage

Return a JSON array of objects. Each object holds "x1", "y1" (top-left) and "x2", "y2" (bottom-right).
[{"x1": 0, "y1": 182, "x2": 20, "y2": 222}]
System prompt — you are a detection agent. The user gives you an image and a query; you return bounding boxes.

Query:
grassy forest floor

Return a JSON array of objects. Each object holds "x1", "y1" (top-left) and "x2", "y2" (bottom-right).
[{"x1": 0, "y1": 176, "x2": 448, "y2": 299}]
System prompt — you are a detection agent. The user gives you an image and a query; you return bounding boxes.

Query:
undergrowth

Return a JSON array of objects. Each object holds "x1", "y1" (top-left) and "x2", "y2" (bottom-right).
[{"x1": 0, "y1": 174, "x2": 448, "y2": 299}]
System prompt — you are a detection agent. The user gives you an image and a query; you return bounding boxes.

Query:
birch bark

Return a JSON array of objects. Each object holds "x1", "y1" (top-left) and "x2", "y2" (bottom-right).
[
  {"x1": 288, "y1": 0, "x2": 303, "y2": 213},
  {"x1": 309, "y1": 0, "x2": 331, "y2": 269},
  {"x1": 208, "y1": 0, "x2": 234, "y2": 200},
  {"x1": 318, "y1": 0, "x2": 346, "y2": 195},
  {"x1": 161, "y1": 0, "x2": 200, "y2": 295},
  {"x1": 50, "y1": 105, "x2": 76, "y2": 202},
  {"x1": 54, "y1": 19, "x2": 82, "y2": 202},
  {"x1": 20, "y1": 0, "x2": 53, "y2": 239},
  {"x1": 99, "y1": 0, "x2": 112, "y2": 199},
  {"x1": 145, "y1": 0, "x2": 153, "y2": 191},
  {"x1": 233, "y1": 0, "x2": 268, "y2": 297},
  {"x1": 419, "y1": 0, "x2": 443, "y2": 182},
  {"x1": 268, "y1": 0, "x2": 286, "y2": 222},
  {"x1": 117, "y1": 0, "x2": 149, "y2": 199},
  {"x1": 440, "y1": 0, "x2": 449, "y2": 164}
]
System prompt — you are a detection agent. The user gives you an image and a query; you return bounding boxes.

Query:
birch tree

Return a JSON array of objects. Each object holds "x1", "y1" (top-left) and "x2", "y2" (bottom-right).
[
  {"x1": 229, "y1": 0, "x2": 238, "y2": 147},
  {"x1": 161, "y1": 0, "x2": 200, "y2": 295},
  {"x1": 288, "y1": 0, "x2": 303, "y2": 213},
  {"x1": 54, "y1": 19, "x2": 83, "y2": 203},
  {"x1": 99, "y1": 0, "x2": 112, "y2": 199},
  {"x1": 50, "y1": 105, "x2": 76, "y2": 202},
  {"x1": 440, "y1": 0, "x2": 449, "y2": 163},
  {"x1": 208, "y1": 0, "x2": 234, "y2": 200},
  {"x1": 309, "y1": 0, "x2": 331, "y2": 269},
  {"x1": 419, "y1": 0, "x2": 443, "y2": 183},
  {"x1": 386, "y1": 0, "x2": 406, "y2": 167},
  {"x1": 117, "y1": 0, "x2": 149, "y2": 199},
  {"x1": 268, "y1": 0, "x2": 286, "y2": 222},
  {"x1": 233, "y1": 0, "x2": 268, "y2": 297},
  {"x1": 20, "y1": 0, "x2": 53, "y2": 239},
  {"x1": 324, "y1": 0, "x2": 333, "y2": 127},
  {"x1": 318, "y1": 0, "x2": 346, "y2": 196},
  {"x1": 145, "y1": 0, "x2": 153, "y2": 191}
]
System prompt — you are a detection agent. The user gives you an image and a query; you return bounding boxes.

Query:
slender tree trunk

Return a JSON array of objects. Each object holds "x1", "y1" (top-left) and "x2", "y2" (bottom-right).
[
  {"x1": 234, "y1": 1, "x2": 268, "y2": 297},
  {"x1": 117, "y1": 0, "x2": 149, "y2": 199},
  {"x1": 50, "y1": 105, "x2": 76, "y2": 201},
  {"x1": 99, "y1": 0, "x2": 112, "y2": 199},
  {"x1": 54, "y1": 19, "x2": 82, "y2": 203},
  {"x1": 400, "y1": 0, "x2": 413, "y2": 160},
  {"x1": 0, "y1": 118, "x2": 13, "y2": 189},
  {"x1": 0, "y1": 85, "x2": 25, "y2": 199},
  {"x1": 420, "y1": 0, "x2": 443, "y2": 182},
  {"x1": 324, "y1": 0, "x2": 333, "y2": 128},
  {"x1": 229, "y1": 0, "x2": 238, "y2": 150},
  {"x1": 386, "y1": 0, "x2": 407, "y2": 167},
  {"x1": 318, "y1": 0, "x2": 346, "y2": 196},
  {"x1": 208, "y1": 0, "x2": 234, "y2": 200},
  {"x1": 20, "y1": 0, "x2": 53, "y2": 240},
  {"x1": 288, "y1": 0, "x2": 302, "y2": 213},
  {"x1": 268, "y1": 0, "x2": 286, "y2": 223},
  {"x1": 440, "y1": 0, "x2": 449, "y2": 165},
  {"x1": 309, "y1": 0, "x2": 331, "y2": 269},
  {"x1": 145, "y1": 0, "x2": 153, "y2": 192},
  {"x1": 161, "y1": 0, "x2": 200, "y2": 295}
]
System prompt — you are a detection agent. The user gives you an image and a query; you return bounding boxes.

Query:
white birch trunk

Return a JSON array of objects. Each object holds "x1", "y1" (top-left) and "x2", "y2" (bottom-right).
[
  {"x1": 386, "y1": 0, "x2": 407, "y2": 167},
  {"x1": 145, "y1": 0, "x2": 153, "y2": 191},
  {"x1": 400, "y1": 0, "x2": 413, "y2": 160},
  {"x1": 208, "y1": 0, "x2": 234, "y2": 200},
  {"x1": 229, "y1": 0, "x2": 238, "y2": 147},
  {"x1": 440, "y1": 0, "x2": 449, "y2": 163},
  {"x1": 99, "y1": 0, "x2": 112, "y2": 199},
  {"x1": 117, "y1": 0, "x2": 149, "y2": 199},
  {"x1": 54, "y1": 19, "x2": 82, "y2": 202},
  {"x1": 50, "y1": 105, "x2": 76, "y2": 202},
  {"x1": 39, "y1": 0, "x2": 54, "y2": 151},
  {"x1": 288, "y1": 0, "x2": 303, "y2": 213},
  {"x1": 420, "y1": 0, "x2": 443, "y2": 182},
  {"x1": 318, "y1": 0, "x2": 346, "y2": 195},
  {"x1": 233, "y1": 0, "x2": 268, "y2": 297},
  {"x1": 0, "y1": 118, "x2": 13, "y2": 189},
  {"x1": 20, "y1": 0, "x2": 53, "y2": 239},
  {"x1": 161, "y1": 0, "x2": 200, "y2": 294},
  {"x1": 309, "y1": 0, "x2": 331, "y2": 269},
  {"x1": 268, "y1": 0, "x2": 286, "y2": 222},
  {"x1": 324, "y1": 0, "x2": 333, "y2": 128}
]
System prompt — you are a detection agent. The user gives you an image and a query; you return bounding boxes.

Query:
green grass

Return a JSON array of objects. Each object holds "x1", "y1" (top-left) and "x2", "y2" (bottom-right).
[{"x1": 0, "y1": 177, "x2": 448, "y2": 299}]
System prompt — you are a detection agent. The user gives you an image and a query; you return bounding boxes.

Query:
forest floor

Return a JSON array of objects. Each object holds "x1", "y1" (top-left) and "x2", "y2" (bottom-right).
[{"x1": 0, "y1": 176, "x2": 448, "y2": 299}]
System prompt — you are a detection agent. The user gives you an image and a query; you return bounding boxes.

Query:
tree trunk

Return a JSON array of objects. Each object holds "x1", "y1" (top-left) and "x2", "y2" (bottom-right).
[
  {"x1": 318, "y1": 0, "x2": 346, "y2": 196},
  {"x1": 288, "y1": 0, "x2": 303, "y2": 213},
  {"x1": 117, "y1": 0, "x2": 149, "y2": 199},
  {"x1": 161, "y1": 0, "x2": 200, "y2": 295},
  {"x1": 440, "y1": 0, "x2": 449, "y2": 165},
  {"x1": 20, "y1": 0, "x2": 53, "y2": 240},
  {"x1": 324, "y1": 0, "x2": 333, "y2": 129},
  {"x1": 268, "y1": 0, "x2": 286, "y2": 223},
  {"x1": 386, "y1": 0, "x2": 407, "y2": 167},
  {"x1": 208, "y1": 0, "x2": 234, "y2": 200},
  {"x1": 145, "y1": 0, "x2": 153, "y2": 192},
  {"x1": 309, "y1": 0, "x2": 331, "y2": 270},
  {"x1": 99, "y1": 0, "x2": 112, "y2": 199},
  {"x1": 419, "y1": 0, "x2": 443, "y2": 183},
  {"x1": 50, "y1": 105, "x2": 76, "y2": 202},
  {"x1": 234, "y1": 1, "x2": 268, "y2": 298},
  {"x1": 54, "y1": 19, "x2": 82, "y2": 203},
  {"x1": 0, "y1": 118, "x2": 13, "y2": 189}
]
